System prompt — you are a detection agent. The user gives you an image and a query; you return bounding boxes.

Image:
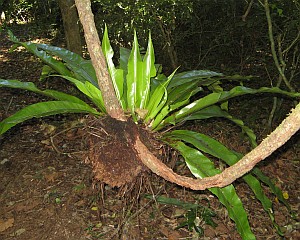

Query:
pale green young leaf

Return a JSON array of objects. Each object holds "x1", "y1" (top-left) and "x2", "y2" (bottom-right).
[
  {"x1": 151, "y1": 85, "x2": 201, "y2": 130},
  {"x1": 145, "y1": 69, "x2": 177, "y2": 122},
  {"x1": 150, "y1": 99, "x2": 189, "y2": 130},
  {"x1": 126, "y1": 31, "x2": 143, "y2": 116},
  {"x1": 138, "y1": 32, "x2": 156, "y2": 109},
  {"x1": 102, "y1": 25, "x2": 125, "y2": 109}
]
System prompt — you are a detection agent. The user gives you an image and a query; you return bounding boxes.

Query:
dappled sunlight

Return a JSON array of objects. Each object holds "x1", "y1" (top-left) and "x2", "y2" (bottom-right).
[{"x1": 0, "y1": 53, "x2": 10, "y2": 62}]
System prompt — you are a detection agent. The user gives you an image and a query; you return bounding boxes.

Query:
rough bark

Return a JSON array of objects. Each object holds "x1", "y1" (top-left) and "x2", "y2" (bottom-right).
[
  {"x1": 135, "y1": 103, "x2": 300, "y2": 190},
  {"x1": 58, "y1": 0, "x2": 82, "y2": 56},
  {"x1": 74, "y1": 0, "x2": 126, "y2": 120}
]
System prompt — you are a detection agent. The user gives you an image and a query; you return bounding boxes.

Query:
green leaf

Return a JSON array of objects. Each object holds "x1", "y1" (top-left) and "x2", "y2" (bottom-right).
[
  {"x1": 144, "y1": 195, "x2": 214, "y2": 212},
  {"x1": 165, "y1": 130, "x2": 239, "y2": 164},
  {"x1": 145, "y1": 69, "x2": 178, "y2": 122},
  {"x1": 102, "y1": 25, "x2": 126, "y2": 109},
  {"x1": 150, "y1": 99, "x2": 189, "y2": 130},
  {"x1": 0, "y1": 101, "x2": 100, "y2": 135},
  {"x1": 126, "y1": 30, "x2": 143, "y2": 117},
  {"x1": 165, "y1": 130, "x2": 283, "y2": 235},
  {"x1": 119, "y1": 47, "x2": 131, "y2": 73},
  {"x1": 162, "y1": 86, "x2": 300, "y2": 127},
  {"x1": 8, "y1": 31, "x2": 72, "y2": 77},
  {"x1": 151, "y1": 82, "x2": 202, "y2": 130},
  {"x1": 139, "y1": 32, "x2": 156, "y2": 109},
  {"x1": 0, "y1": 79, "x2": 90, "y2": 106},
  {"x1": 8, "y1": 31, "x2": 99, "y2": 88},
  {"x1": 144, "y1": 194, "x2": 217, "y2": 235},
  {"x1": 252, "y1": 168, "x2": 291, "y2": 212},
  {"x1": 35, "y1": 43, "x2": 98, "y2": 87},
  {"x1": 243, "y1": 174, "x2": 283, "y2": 236},
  {"x1": 167, "y1": 81, "x2": 202, "y2": 105},
  {"x1": 57, "y1": 75, "x2": 106, "y2": 112},
  {"x1": 171, "y1": 141, "x2": 256, "y2": 240},
  {"x1": 168, "y1": 70, "x2": 223, "y2": 89},
  {"x1": 40, "y1": 65, "x2": 55, "y2": 81},
  {"x1": 184, "y1": 105, "x2": 257, "y2": 147}
]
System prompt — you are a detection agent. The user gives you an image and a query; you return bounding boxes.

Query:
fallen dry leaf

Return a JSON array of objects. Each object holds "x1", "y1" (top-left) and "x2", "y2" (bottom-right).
[
  {"x1": 159, "y1": 226, "x2": 182, "y2": 240},
  {"x1": 12, "y1": 228, "x2": 26, "y2": 236},
  {"x1": 0, "y1": 218, "x2": 14, "y2": 232},
  {"x1": 10, "y1": 199, "x2": 41, "y2": 212},
  {"x1": 44, "y1": 172, "x2": 59, "y2": 182}
]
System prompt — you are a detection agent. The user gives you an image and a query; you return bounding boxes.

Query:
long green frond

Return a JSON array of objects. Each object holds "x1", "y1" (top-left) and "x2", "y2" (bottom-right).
[
  {"x1": 170, "y1": 141, "x2": 256, "y2": 240},
  {"x1": 0, "y1": 101, "x2": 100, "y2": 135}
]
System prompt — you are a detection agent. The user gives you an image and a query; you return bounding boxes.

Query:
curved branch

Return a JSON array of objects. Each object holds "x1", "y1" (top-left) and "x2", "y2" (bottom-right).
[{"x1": 135, "y1": 103, "x2": 300, "y2": 190}]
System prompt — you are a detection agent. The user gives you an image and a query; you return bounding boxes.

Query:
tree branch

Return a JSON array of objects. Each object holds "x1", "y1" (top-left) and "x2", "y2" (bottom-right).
[{"x1": 135, "y1": 103, "x2": 300, "y2": 190}]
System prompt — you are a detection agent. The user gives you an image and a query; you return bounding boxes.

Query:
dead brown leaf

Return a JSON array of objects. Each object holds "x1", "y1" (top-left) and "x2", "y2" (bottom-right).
[
  {"x1": 44, "y1": 171, "x2": 60, "y2": 182},
  {"x1": 12, "y1": 199, "x2": 41, "y2": 212},
  {"x1": 0, "y1": 218, "x2": 14, "y2": 232},
  {"x1": 159, "y1": 226, "x2": 182, "y2": 240}
]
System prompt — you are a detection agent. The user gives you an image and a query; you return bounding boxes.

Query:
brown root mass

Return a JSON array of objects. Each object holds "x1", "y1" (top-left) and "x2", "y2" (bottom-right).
[{"x1": 86, "y1": 116, "x2": 148, "y2": 187}]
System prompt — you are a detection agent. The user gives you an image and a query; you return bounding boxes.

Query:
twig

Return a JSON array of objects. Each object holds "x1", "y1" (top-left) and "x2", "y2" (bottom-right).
[
  {"x1": 264, "y1": 0, "x2": 294, "y2": 92},
  {"x1": 49, "y1": 125, "x2": 85, "y2": 156},
  {"x1": 282, "y1": 28, "x2": 300, "y2": 55},
  {"x1": 5, "y1": 96, "x2": 14, "y2": 115},
  {"x1": 242, "y1": 0, "x2": 254, "y2": 22},
  {"x1": 264, "y1": 0, "x2": 298, "y2": 128},
  {"x1": 155, "y1": 16, "x2": 178, "y2": 69}
]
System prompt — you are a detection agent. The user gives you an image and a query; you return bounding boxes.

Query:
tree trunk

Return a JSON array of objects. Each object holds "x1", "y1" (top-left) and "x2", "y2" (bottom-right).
[
  {"x1": 58, "y1": 0, "x2": 82, "y2": 56},
  {"x1": 75, "y1": 0, "x2": 126, "y2": 120}
]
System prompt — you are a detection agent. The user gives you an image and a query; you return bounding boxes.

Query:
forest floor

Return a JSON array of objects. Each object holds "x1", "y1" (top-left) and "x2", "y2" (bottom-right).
[{"x1": 0, "y1": 24, "x2": 299, "y2": 240}]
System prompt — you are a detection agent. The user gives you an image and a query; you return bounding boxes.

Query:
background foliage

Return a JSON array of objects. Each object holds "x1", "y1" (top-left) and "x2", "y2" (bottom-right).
[{"x1": 1, "y1": 0, "x2": 299, "y2": 80}]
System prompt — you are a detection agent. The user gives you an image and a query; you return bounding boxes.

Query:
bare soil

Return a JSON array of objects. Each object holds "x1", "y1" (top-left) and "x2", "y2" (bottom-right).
[{"x1": 0, "y1": 24, "x2": 299, "y2": 240}]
